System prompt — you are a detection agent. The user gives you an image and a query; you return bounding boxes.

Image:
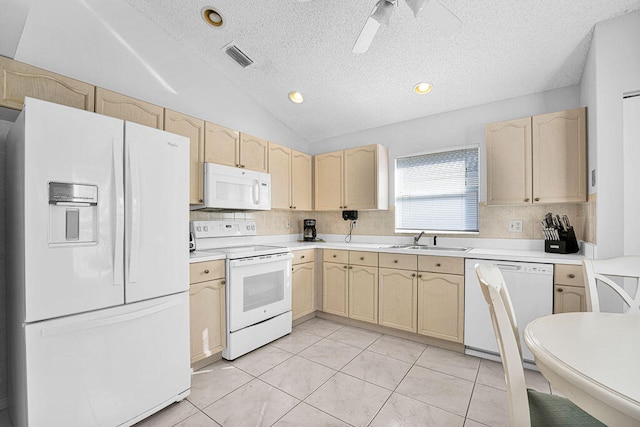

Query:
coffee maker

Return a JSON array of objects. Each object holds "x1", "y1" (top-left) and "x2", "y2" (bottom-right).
[{"x1": 303, "y1": 219, "x2": 317, "y2": 241}]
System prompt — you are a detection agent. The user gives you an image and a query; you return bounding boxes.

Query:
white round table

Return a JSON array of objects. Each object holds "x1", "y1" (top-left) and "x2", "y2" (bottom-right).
[{"x1": 524, "y1": 312, "x2": 640, "y2": 426}]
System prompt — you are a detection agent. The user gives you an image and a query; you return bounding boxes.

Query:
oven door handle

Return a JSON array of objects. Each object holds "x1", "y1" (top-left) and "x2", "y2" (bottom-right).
[{"x1": 229, "y1": 252, "x2": 293, "y2": 267}]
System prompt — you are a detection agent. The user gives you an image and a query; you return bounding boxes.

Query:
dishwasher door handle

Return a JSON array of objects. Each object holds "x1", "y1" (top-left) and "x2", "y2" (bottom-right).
[{"x1": 495, "y1": 264, "x2": 522, "y2": 271}]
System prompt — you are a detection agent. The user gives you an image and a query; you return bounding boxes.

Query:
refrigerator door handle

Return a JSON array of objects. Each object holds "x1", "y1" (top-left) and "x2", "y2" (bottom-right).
[
  {"x1": 113, "y1": 138, "x2": 124, "y2": 286},
  {"x1": 40, "y1": 298, "x2": 182, "y2": 337},
  {"x1": 128, "y1": 143, "x2": 141, "y2": 284}
]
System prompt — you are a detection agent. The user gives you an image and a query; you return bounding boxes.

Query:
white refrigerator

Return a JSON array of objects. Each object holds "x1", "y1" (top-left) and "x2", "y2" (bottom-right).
[{"x1": 6, "y1": 98, "x2": 191, "y2": 426}]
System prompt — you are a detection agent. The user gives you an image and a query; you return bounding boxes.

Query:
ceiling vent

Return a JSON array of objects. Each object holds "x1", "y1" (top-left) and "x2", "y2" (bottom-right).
[{"x1": 224, "y1": 44, "x2": 254, "y2": 68}]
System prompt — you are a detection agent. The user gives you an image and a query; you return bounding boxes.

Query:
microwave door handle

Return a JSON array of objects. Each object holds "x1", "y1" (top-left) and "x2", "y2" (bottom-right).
[{"x1": 253, "y1": 179, "x2": 260, "y2": 205}]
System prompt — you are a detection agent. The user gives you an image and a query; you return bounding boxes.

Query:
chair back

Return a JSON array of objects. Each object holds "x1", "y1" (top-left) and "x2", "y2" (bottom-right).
[
  {"x1": 582, "y1": 256, "x2": 640, "y2": 314},
  {"x1": 475, "y1": 263, "x2": 531, "y2": 427}
]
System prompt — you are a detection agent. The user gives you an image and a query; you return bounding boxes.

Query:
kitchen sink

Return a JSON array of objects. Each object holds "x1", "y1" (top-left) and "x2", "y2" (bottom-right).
[
  {"x1": 409, "y1": 245, "x2": 471, "y2": 252},
  {"x1": 382, "y1": 244, "x2": 471, "y2": 252}
]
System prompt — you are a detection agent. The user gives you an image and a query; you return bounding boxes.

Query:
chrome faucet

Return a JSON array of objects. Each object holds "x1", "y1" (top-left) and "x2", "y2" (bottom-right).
[{"x1": 413, "y1": 231, "x2": 425, "y2": 245}]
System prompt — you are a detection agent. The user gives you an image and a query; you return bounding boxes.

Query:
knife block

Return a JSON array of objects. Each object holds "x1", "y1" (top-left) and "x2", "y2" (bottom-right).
[{"x1": 544, "y1": 227, "x2": 579, "y2": 254}]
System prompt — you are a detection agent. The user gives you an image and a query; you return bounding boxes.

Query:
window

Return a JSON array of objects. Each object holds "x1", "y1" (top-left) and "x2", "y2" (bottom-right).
[{"x1": 395, "y1": 147, "x2": 479, "y2": 233}]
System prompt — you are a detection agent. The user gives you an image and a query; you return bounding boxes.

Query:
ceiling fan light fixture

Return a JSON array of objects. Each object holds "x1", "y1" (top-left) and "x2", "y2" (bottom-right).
[
  {"x1": 405, "y1": 0, "x2": 429, "y2": 17},
  {"x1": 414, "y1": 82, "x2": 433, "y2": 94},
  {"x1": 202, "y1": 7, "x2": 224, "y2": 27},
  {"x1": 289, "y1": 91, "x2": 304, "y2": 104},
  {"x1": 371, "y1": 0, "x2": 395, "y2": 25}
]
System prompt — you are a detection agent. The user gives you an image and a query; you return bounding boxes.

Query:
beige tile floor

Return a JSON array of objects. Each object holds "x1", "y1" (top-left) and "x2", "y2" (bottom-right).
[
  {"x1": 0, "y1": 317, "x2": 555, "y2": 427},
  {"x1": 136, "y1": 317, "x2": 555, "y2": 427}
]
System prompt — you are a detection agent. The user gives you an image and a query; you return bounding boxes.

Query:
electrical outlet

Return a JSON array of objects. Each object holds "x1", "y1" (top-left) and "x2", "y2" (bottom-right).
[
  {"x1": 508, "y1": 220, "x2": 523, "y2": 233},
  {"x1": 352, "y1": 220, "x2": 358, "y2": 228},
  {"x1": 286, "y1": 220, "x2": 291, "y2": 229}
]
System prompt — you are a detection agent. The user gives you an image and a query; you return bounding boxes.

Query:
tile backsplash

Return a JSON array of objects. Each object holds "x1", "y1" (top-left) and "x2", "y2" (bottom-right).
[{"x1": 190, "y1": 195, "x2": 596, "y2": 244}]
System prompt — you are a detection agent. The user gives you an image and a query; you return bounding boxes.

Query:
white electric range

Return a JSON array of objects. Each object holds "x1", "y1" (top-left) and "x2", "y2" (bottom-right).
[{"x1": 191, "y1": 220, "x2": 293, "y2": 360}]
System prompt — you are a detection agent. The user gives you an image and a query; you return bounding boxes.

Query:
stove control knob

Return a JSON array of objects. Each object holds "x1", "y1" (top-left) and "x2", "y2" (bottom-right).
[
  {"x1": 203, "y1": 226, "x2": 209, "y2": 231},
  {"x1": 251, "y1": 225, "x2": 255, "y2": 230}
]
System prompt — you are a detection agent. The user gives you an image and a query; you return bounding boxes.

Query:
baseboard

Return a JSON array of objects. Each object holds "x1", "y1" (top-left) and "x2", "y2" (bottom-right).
[{"x1": 315, "y1": 312, "x2": 465, "y2": 353}]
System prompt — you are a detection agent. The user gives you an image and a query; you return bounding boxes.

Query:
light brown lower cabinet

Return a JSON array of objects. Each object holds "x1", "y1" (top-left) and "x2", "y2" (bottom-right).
[
  {"x1": 378, "y1": 268, "x2": 418, "y2": 333},
  {"x1": 348, "y1": 265, "x2": 378, "y2": 324},
  {"x1": 189, "y1": 260, "x2": 226, "y2": 365},
  {"x1": 323, "y1": 261, "x2": 349, "y2": 317},
  {"x1": 553, "y1": 285, "x2": 586, "y2": 313},
  {"x1": 292, "y1": 249, "x2": 315, "y2": 321},
  {"x1": 417, "y1": 272, "x2": 464, "y2": 343}
]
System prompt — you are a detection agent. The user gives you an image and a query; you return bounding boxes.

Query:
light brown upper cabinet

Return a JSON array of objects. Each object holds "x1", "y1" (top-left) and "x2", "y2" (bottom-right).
[
  {"x1": 268, "y1": 142, "x2": 312, "y2": 210},
  {"x1": 486, "y1": 107, "x2": 586, "y2": 205},
  {"x1": 0, "y1": 56, "x2": 95, "y2": 111},
  {"x1": 205, "y1": 127, "x2": 267, "y2": 173},
  {"x1": 314, "y1": 144, "x2": 389, "y2": 211},
  {"x1": 95, "y1": 87, "x2": 164, "y2": 129},
  {"x1": 164, "y1": 109, "x2": 205, "y2": 205}
]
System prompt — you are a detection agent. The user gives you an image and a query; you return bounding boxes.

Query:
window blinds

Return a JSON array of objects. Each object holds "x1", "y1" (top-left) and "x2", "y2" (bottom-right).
[{"x1": 395, "y1": 147, "x2": 479, "y2": 232}]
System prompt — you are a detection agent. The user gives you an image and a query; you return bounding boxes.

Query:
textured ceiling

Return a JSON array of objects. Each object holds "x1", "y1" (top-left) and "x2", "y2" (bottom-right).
[{"x1": 121, "y1": 1, "x2": 639, "y2": 142}]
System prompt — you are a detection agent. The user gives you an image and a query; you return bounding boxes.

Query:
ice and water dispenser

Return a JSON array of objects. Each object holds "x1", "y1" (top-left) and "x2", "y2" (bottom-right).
[{"x1": 48, "y1": 182, "x2": 98, "y2": 244}]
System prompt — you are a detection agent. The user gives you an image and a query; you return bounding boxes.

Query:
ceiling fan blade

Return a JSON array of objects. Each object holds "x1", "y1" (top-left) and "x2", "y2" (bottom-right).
[
  {"x1": 352, "y1": 16, "x2": 381, "y2": 53},
  {"x1": 352, "y1": 0, "x2": 394, "y2": 54},
  {"x1": 422, "y1": 0, "x2": 461, "y2": 36}
]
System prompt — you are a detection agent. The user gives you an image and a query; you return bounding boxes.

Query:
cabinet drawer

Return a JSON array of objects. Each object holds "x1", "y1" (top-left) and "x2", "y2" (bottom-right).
[
  {"x1": 293, "y1": 249, "x2": 315, "y2": 265},
  {"x1": 379, "y1": 253, "x2": 417, "y2": 271},
  {"x1": 349, "y1": 251, "x2": 378, "y2": 267},
  {"x1": 190, "y1": 260, "x2": 225, "y2": 284},
  {"x1": 418, "y1": 256, "x2": 464, "y2": 275},
  {"x1": 324, "y1": 249, "x2": 348, "y2": 264},
  {"x1": 554, "y1": 264, "x2": 584, "y2": 287}
]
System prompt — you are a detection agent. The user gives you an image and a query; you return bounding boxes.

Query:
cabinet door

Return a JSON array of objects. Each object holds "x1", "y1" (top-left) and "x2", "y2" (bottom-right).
[
  {"x1": 553, "y1": 285, "x2": 586, "y2": 313},
  {"x1": 315, "y1": 151, "x2": 344, "y2": 210},
  {"x1": 189, "y1": 279, "x2": 226, "y2": 364},
  {"x1": 379, "y1": 268, "x2": 418, "y2": 332},
  {"x1": 486, "y1": 117, "x2": 532, "y2": 205},
  {"x1": 348, "y1": 265, "x2": 379, "y2": 324},
  {"x1": 532, "y1": 108, "x2": 587, "y2": 203},
  {"x1": 344, "y1": 145, "x2": 378, "y2": 210},
  {"x1": 164, "y1": 109, "x2": 205, "y2": 205},
  {"x1": 239, "y1": 133, "x2": 268, "y2": 172},
  {"x1": 292, "y1": 263, "x2": 315, "y2": 320},
  {"x1": 268, "y1": 142, "x2": 292, "y2": 209},
  {"x1": 292, "y1": 150, "x2": 313, "y2": 211},
  {"x1": 0, "y1": 57, "x2": 95, "y2": 111},
  {"x1": 204, "y1": 122, "x2": 240, "y2": 168},
  {"x1": 417, "y1": 272, "x2": 464, "y2": 343},
  {"x1": 95, "y1": 87, "x2": 164, "y2": 129},
  {"x1": 323, "y1": 262, "x2": 348, "y2": 317}
]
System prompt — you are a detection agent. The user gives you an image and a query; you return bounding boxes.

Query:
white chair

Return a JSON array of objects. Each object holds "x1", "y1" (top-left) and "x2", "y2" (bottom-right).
[
  {"x1": 475, "y1": 263, "x2": 604, "y2": 426},
  {"x1": 582, "y1": 256, "x2": 640, "y2": 314}
]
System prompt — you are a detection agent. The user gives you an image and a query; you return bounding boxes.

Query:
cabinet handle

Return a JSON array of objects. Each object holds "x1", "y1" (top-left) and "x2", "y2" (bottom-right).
[
  {"x1": 240, "y1": 164, "x2": 246, "y2": 168},
  {"x1": 301, "y1": 255, "x2": 305, "y2": 259},
  {"x1": 339, "y1": 206, "x2": 343, "y2": 209},
  {"x1": 221, "y1": 280, "x2": 225, "y2": 285},
  {"x1": 236, "y1": 164, "x2": 240, "y2": 167},
  {"x1": 290, "y1": 206, "x2": 293, "y2": 209},
  {"x1": 344, "y1": 205, "x2": 347, "y2": 208},
  {"x1": 199, "y1": 199, "x2": 203, "y2": 203},
  {"x1": 436, "y1": 263, "x2": 441, "y2": 267},
  {"x1": 394, "y1": 260, "x2": 398, "y2": 263},
  {"x1": 333, "y1": 254, "x2": 337, "y2": 258},
  {"x1": 292, "y1": 267, "x2": 294, "y2": 271},
  {"x1": 568, "y1": 273, "x2": 575, "y2": 279},
  {"x1": 524, "y1": 198, "x2": 530, "y2": 202},
  {"x1": 411, "y1": 273, "x2": 416, "y2": 277},
  {"x1": 360, "y1": 257, "x2": 364, "y2": 260},
  {"x1": 418, "y1": 274, "x2": 422, "y2": 278},
  {"x1": 343, "y1": 265, "x2": 348, "y2": 269},
  {"x1": 557, "y1": 287, "x2": 564, "y2": 293},
  {"x1": 534, "y1": 198, "x2": 540, "y2": 202},
  {"x1": 203, "y1": 269, "x2": 210, "y2": 274},
  {"x1": 348, "y1": 266, "x2": 353, "y2": 269}
]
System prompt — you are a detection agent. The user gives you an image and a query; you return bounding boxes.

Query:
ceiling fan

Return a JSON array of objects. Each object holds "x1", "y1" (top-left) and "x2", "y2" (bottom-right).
[{"x1": 352, "y1": 0, "x2": 461, "y2": 53}]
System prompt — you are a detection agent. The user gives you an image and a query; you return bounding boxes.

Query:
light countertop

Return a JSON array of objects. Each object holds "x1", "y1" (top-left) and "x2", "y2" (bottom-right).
[{"x1": 190, "y1": 239, "x2": 586, "y2": 265}]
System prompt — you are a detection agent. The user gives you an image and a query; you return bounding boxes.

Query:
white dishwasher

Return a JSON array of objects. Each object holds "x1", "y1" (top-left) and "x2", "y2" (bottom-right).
[{"x1": 464, "y1": 259, "x2": 553, "y2": 364}]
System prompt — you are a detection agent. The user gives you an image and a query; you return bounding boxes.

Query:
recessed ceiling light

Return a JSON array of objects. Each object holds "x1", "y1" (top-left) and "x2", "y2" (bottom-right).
[
  {"x1": 414, "y1": 82, "x2": 433, "y2": 95},
  {"x1": 202, "y1": 7, "x2": 223, "y2": 27},
  {"x1": 289, "y1": 91, "x2": 304, "y2": 104}
]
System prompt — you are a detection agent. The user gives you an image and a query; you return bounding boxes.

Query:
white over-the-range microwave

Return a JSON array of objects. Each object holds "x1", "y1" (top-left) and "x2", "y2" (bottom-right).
[{"x1": 203, "y1": 163, "x2": 271, "y2": 210}]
